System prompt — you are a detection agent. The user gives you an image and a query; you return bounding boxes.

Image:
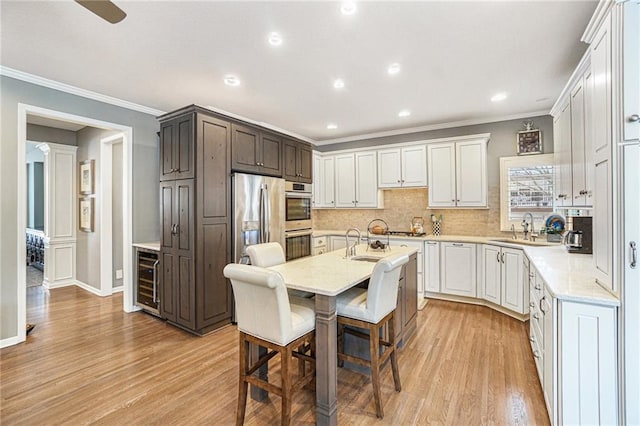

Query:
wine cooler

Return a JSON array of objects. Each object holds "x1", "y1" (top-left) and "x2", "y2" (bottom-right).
[{"x1": 136, "y1": 248, "x2": 160, "y2": 316}]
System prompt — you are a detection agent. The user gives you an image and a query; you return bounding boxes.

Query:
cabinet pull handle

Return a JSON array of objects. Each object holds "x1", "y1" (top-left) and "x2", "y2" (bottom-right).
[
  {"x1": 533, "y1": 313, "x2": 540, "y2": 321},
  {"x1": 529, "y1": 301, "x2": 535, "y2": 308},
  {"x1": 497, "y1": 252, "x2": 501, "y2": 263},
  {"x1": 534, "y1": 283, "x2": 541, "y2": 290},
  {"x1": 629, "y1": 114, "x2": 640, "y2": 122},
  {"x1": 529, "y1": 335, "x2": 535, "y2": 343},
  {"x1": 152, "y1": 259, "x2": 160, "y2": 303},
  {"x1": 501, "y1": 252, "x2": 505, "y2": 263},
  {"x1": 171, "y1": 224, "x2": 176, "y2": 235},
  {"x1": 540, "y1": 296, "x2": 546, "y2": 314},
  {"x1": 452, "y1": 243, "x2": 463, "y2": 247},
  {"x1": 533, "y1": 350, "x2": 541, "y2": 359},
  {"x1": 631, "y1": 241, "x2": 637, "y2": 268},
  {"x1": 451, "y1": 199, "x2": 456, "y2": 203}
]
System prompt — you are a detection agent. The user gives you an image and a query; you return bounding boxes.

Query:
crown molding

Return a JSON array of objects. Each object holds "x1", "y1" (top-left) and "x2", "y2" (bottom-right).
[
  {"x1": 581, "y1": 0, "x2": 614, "y2": 44},
  {"x1": 0, "y1": 66, "x2": 164, "y2": 116},
  {"x1": 314, "y1": 110, "x2": 550, "y2": 145}
]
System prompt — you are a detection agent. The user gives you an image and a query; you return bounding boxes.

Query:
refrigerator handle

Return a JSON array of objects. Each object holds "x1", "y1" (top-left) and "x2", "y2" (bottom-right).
[
  {"x1": 264, "y1": 184, "x2": 271, "y2": 242},
  {"x1": 259, "y1": 184, "x2": 268, "y2": 243}
]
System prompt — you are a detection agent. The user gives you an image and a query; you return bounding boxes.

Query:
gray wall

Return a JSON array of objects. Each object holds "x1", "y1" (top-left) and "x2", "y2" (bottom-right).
[
  {"x1": 1, "y1": 75, "x2": 160, "y2": 341},
  {"x1": 27, "y1": 123, "x2": 77, "y2": 146},
  {"x1": 317, "y1": 114, "x2": 554, "y2": 189},
  {"x1": 112, "y1": 142, "x2": 123, "y2": 289}
]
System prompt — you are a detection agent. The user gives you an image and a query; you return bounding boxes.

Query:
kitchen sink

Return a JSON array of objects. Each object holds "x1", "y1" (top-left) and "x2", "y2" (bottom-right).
[
  {"x1": 349, "y1": 255, "x2": 380, "y2": 262},
  {"x1": 488, "y1": 238, "x2": 555, "y2": 247}
]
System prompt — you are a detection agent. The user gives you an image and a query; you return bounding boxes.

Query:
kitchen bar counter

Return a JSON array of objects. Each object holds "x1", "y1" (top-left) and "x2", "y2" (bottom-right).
[
  {"x1": 132, "y1": 241, "x2": 160, "y2": 251},
  {"x1": 313, "y1": 230, "x2": 619, "y2": 307},
  {"x1": 269, "y1": 245, "x2": 418, "y2": 425}
]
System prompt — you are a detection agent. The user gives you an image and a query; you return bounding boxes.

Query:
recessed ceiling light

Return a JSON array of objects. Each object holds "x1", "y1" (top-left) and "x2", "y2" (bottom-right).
[
  {"x1": 398, "y1": 109, "x2": 411, "y2": 118},
  {"x1": 340, "y1": 2, "x2": 357, "y2": 15},
  {"x1": 224, "y1": 75, "x2": 240, "y2": 87},
  {"x1": 387, "y1": 63, "x2": 401, "y2": 75},
  {"x1": 333, "y1": 79, "x2": 345, "y2": 89},
  {"x1": 491, "y1": 92, "x2": 507, "y2": 102},
  {"x1": 268, "y1": 32, "x2": 282, "y2": 46},
  {"x1": 327, "y1": 123, "x2": 338, "y2": 130}
]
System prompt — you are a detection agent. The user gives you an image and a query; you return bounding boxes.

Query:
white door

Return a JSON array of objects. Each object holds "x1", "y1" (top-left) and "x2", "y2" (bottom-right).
[
  {"x1": 425, "y1": 241, "x2": 440, "y2": 293},
  {"x1": 501, "y1": 247, "x2": 524, "y2": 314},
  {"x1": 481, "y1": 245, "x2": 501, "y2": 304},
  {"x1": 334, "y1": 154, "x2": 356, "y2": 208},
  {"x1": 355, "y1": 151, "x2": 378, "y2": 207},
  {"x1": 440, "y1": 242, "x2": 476, "y2": 297},
  {"x1": 319, "y1": 156, "x2": 335, "y2": 208},
  {"x1": 401, "y1": 145, "x2": 427, "y2": 187},
  {"x1": 554, "y1": 102, "x2": 573, "y2": 207},
  {"x1": 312, "y1": 153, "x2": 322, "y2": 208},
  {"x1": 427, "y1": 143, "x2": 456, "y2": 207},
  {"x1": 456, "y1": 140, "x2": 487, "y2": 207},
  {"x1": 377, "y1": 148, "x2": 402, "y2": 188},
  {"x1": 571, "y1": 76, "x2": 588, "y2": 206}
]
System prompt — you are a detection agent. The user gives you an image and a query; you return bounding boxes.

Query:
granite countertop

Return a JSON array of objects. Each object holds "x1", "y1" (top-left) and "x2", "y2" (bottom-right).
[
  {"x1": 312, "y1": 230, "x2": 619, "y2": 307},
  {"x1": 132, "y1": 242, "x2": 160, "y2": 251}
]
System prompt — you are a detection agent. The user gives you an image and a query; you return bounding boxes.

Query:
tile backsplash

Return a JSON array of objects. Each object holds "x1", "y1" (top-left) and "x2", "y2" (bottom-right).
[{"x1": 312, "y1": 187, "x2": 508, "y2": 237}]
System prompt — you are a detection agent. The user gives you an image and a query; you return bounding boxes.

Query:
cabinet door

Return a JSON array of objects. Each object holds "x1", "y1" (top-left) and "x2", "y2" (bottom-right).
[
  {"x1": 440, "y1": 242, "x2": 476, "y2": 297},
  {"x1": 427, "y1": 143, "x2": 456, "y2": 207},
  {"x1": 425, "y1": 241, "x2": 440, "y2": 293},
  {"x1": 401, "y1": 145, "x2": 427, "y2": 187},
  {"x1": 355, "y1": 151, "x2": 378, "y2": 207},
  {"x1": 456, "y1": 140, "x2": 487, "y2": 207},
  {"x1": 160, "y1": 115, "x2": 194, "y2": 181},
  {"x1": 330, "y1": 236, "x2": 347, "y2": 252},
  {"x1": 404, "y1": 253, "x2": 418, "y2": 327},
  {"x1": 622, "y1": 1, "x2": 640, "y2": 143},
  {"x1": 320, "y1": 156, "x2": 335, "y2": 207},
  {"x1": 312, "y1": 153, "x2": 322, "y2": 208},
  {"x1": 377, "y1": 149, "x2": 402, "y2": 188},
  {"x1": 481, "y1": 245, "x2": 501, "y2": 305},
  {"x1": 501, "y1": 247, "x2": 524, "y2": 314},
  {"x1": 175, "y1": 179, "x2": 195, "y2": 329},
  {"x1": 560, "y1": 300, "x2": 617, "y2": 425},
  {"x1": 160, "y1": 120, "x2": 175, "y2": 181},
  {"x1": 283, "y1": 139, "x2": 298, "y2": 181},
  {"x1": 160, "y1": 181, "x2": 176, "y2": 321},
  {"x1": 298, "y1": 143, "x2": 313, "y2": 183},
  {"x1": 260, "y1": 133, "x2": 282, "y2": 176},
  {"x1": 554, "y1": 102, "x2": 573, "y2": 206},
  {"x1": 231, "y1": 123, "x2": 260, "y2": 174},
  {"x1": 334, "y1": 154, "x2": 356, "y2": 208},
  {"x1": 584, "y1": 69, "x2": 595, "y2": 205},
  {"x1": 571, "y1": 77, "x2": 588, "y2": 206},
  {"x1": 197, "y1": 223, "x2": 232, "y2": 330},
  {"x1": 542, "y1": 289, "x2": 556, "y2": 424},
  {"x1": 395, "y1": 273, "x2": 404, "y2": 343},
  {"x1": 198, "y1": 115, "x2": 230, "y2": 219}
]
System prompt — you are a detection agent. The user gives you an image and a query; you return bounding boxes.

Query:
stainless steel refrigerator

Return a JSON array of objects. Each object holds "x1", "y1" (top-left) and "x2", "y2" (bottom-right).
[{"x1": 232, "y1": 173, "x2": 286, "y2": 264}]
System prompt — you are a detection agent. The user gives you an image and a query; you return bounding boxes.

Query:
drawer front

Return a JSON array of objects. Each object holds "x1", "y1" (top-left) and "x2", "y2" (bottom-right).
[
  {"x1": 530, "y1": 335, "x2": 544, "y2": 384},
  {"x1": 312, "y1": 246, "x2": 326, "y2": 256},
  {"x1": 313, "y1": 236, "x2": 327, "y2": 248}
]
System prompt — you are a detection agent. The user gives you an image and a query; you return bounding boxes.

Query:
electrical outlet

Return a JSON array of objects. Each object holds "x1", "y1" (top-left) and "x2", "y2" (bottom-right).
[{"x1": 115, "y1": 269, "x2": 123, "y2": 279}]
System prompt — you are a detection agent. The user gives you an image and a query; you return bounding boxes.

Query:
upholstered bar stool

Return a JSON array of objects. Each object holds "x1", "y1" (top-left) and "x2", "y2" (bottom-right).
[
  {"x1": 246, "y1": 242, "x2": 314, "y2": 299},
  {"x1": 335, "y1": 253, "x2": 409, "y2": 419},
  {"x1": 223, "y1": 264, "x2": 316, "y2": 426}
]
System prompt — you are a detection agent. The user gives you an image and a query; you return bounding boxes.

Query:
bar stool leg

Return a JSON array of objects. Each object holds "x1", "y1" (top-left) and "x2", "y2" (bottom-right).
[
  {"x1": 388, "y1": 313, "x2": 402, "y2": 392},
  {"x1": 281, "y1": 346, "x2": 293, "y2": 426},
  {"x1": 369, "y1": 323, "x2": 383, "y2": 419},
  {"x1": 237, "y1": 334, "x2": 250, "y2": 426}
]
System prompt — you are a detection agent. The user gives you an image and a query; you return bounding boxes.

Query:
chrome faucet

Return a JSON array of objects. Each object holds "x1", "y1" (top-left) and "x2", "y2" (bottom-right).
[
  {"x1": 522, "y1": 212, "x2": 535, "y2": 241},
  {"x1": 345, "y1": 228, "x2": 361, "y2": 258},
  {"x1": 511, "y1": 224, "x2": 517, "y2": 240}
]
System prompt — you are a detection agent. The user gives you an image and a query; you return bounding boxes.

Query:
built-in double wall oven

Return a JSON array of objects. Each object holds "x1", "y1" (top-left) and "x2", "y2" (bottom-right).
[{"x1": 285, "y1": 181, "x2": 312, "y2": 261}]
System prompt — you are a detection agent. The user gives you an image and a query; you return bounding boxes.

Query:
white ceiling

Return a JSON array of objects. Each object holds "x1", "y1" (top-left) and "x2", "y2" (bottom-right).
[{"x1": 1, "y1": 1, "x2": 597, "y2": 143}]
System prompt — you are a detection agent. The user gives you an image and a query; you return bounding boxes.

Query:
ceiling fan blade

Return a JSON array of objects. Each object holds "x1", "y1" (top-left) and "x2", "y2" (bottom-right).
[{"x1": 75, "y1": 0, "x2": 126, "y2": 24}]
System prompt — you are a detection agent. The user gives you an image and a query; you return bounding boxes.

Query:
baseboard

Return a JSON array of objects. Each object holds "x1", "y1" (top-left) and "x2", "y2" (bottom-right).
[
  {"x1": 424, "y1": 292, "x2": 529, "y2": 322},
  {"x1": 0, "y1": 335, "x2": 24, "y2": 349},
  {"x1": 418, "y1": 297, "x2": 428, "y2": 311},
  {"x1": 43, "y1": 278, "x2": 76, "y2": 290},
  {"x1": 112, "y1": 286, "x2": 124, "y2": 293},
  {"x1": 74, "y1": 280, "x2": 106, "y2": 297}
]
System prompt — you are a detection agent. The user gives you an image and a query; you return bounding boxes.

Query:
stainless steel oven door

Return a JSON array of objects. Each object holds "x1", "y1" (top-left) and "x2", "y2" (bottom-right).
[
  {"x1": 285, "y1": 229, "x2": 312, "y2": 261},
  {"x1": 285, "y1": 191, "x2": 312, "y2": 229}
]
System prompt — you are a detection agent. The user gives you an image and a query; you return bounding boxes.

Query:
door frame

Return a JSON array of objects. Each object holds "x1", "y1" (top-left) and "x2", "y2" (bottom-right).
[{"x1": 16, "y1": 103, "x2": 135, "y2": 344}]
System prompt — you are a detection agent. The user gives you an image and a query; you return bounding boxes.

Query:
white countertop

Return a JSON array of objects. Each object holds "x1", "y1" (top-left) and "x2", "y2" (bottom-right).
[
  {"x1": 312, "y1": 230, "x2": 619, "y2": 307},
  {"x1": 132, "y1": 242, "x2": 160, "y2": 252},
  {"x1": 269, "y1": 244, "x2": 418, "y2": 297}
]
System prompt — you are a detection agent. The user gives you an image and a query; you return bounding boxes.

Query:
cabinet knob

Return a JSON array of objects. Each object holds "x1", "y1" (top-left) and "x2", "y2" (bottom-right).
[
  {"x1": 451, "y1": 199, "x2": 456, "y2": 203},
  {"x1": 629, "y1": 114, "x2": 640, "y2": 122},
  {"x1": 397, "y1": 180, "x2": 401, "y2": 183}
]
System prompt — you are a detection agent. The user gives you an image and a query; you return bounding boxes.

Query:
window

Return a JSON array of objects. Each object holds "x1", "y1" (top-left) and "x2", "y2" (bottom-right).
[{"x1": 500, "y1": 154, "x2": 555, "y2": 232}]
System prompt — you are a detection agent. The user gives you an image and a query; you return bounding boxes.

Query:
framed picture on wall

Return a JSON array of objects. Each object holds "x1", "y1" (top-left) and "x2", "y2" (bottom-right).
[
  {"x1": 79, "y1": 159, "x2": 94, "y2": 194},
  {"x1": 516, "y1": 129, "x2": 542, "y2": 155},
  {"x1": 79, "y1": 197, "x2": 94, "y2": 232}
]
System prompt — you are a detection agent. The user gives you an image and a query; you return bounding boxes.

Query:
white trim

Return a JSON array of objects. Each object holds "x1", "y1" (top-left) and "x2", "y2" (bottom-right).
[
  {"x1": 320, "y1": 133, "x2": 491, "y2": 156},
  {"x1": 43, "y1": 278, "x2": 76, "y2": 290},
  {"x1": 12, "y1": 103, "x2": 136, "y2": 348},
  {"x1": 2, "y1": 66, "x2": 164, "y2": 116},
  {"x1": 315, "y1": 111, "x2": 549, "y2": 145},
  {"x1": 582, "y1": 0, "x2": 615, "y2": 44},
  {"x1": 0, "y1": 336, "x2": 24, "y2": 349},
  {"x1": 75, "y1": 279, "x2": 106, "y2": 297},
  {"x1": 550, "y1": 50, "x2": 592, "y2": 117},
  {"x1": 112, "y1": 286, "x2": 124, "y2": 293}
]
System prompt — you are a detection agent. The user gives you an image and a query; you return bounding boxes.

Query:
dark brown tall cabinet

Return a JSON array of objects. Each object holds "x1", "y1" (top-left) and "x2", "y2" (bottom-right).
[{"x1": 158, "y1": 106, "x2": 233, "y2": 334}]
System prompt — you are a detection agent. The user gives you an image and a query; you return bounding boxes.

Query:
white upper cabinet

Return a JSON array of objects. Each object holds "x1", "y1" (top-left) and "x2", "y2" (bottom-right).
[
  {"x1": 333, "y1": 151, "x2": 381, "y2": 208},
  {"x1": 317, "y1": 155, "x2": 335, "y2": 208},
  {"x1": 428, "y1": 138, "x2": 488, "y2": 208},
  {"x1": 377, "y1": 145, "x2": 427, "y2": 188},
  {"x1": 312, "y1": 152, "x2": 322, "y2": 208},
  {"x1": 570, "y1": 73, "x2": 593, "y2": 206},
  {"x1": 622, "y1": 1, "x2": 639, "y2": 143},
  {"x1": 554, "y1": 100, "x2": 574, "y2": 207}
]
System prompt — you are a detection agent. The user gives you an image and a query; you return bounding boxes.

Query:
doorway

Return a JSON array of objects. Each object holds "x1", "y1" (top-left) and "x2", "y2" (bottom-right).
[{"x1": 16, "y1": 104, "x2": 135, "y2": 343}]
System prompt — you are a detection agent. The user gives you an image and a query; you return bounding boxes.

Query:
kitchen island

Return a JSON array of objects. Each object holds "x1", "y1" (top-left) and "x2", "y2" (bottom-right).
[{"x1": 268, "y1": 244, "x2": 418, "y2": 426}]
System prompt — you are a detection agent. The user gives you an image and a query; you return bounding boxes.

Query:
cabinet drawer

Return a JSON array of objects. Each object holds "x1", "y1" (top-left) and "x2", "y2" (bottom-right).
[
  {"x1": 313, "y1": 236, "x2": 327, "y2": 248},
  {"x1": 312, "y1": 246, "x2": 326, "y2": 256},
  {"x1": 530, "y1": 333, "x2": 544, "y2": 384}
]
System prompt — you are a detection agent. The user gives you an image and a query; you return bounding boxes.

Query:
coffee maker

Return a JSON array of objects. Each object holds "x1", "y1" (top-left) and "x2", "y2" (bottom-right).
[{"x1": 564, "y1": 216, "x2": 593, "y2": 254}]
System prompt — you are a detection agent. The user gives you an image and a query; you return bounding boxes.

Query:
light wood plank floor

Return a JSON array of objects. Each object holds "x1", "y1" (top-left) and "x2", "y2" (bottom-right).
[{"x1": 1, "y1": 286, "x2": 549, "y2": 425}]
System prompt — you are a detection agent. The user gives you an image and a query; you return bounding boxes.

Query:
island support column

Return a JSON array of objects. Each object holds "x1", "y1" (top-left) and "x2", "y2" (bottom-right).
[{"x1": 315, "y1": 294, "x2": 338, "y2": 426}]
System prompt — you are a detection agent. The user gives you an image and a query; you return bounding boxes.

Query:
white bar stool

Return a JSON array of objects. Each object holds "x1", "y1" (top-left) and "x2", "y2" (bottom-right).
[
  {"x1": 335, "y1": 253, "x2": 409, "y2": 419},
  {"x1": 223, "y1": 264, "x2": 316, "y2": 426}
]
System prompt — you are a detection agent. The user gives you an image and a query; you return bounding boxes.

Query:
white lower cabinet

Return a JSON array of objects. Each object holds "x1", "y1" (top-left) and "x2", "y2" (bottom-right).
[
  {"x1": 529, "y1": 265, "x2": 618, "y2": 426},
  {"x1": 329, "y1": 236, "x2": 347, "y2": 252},
  {"x1": 440, "y1": 242, "x2": 476, "y2": 297},
  {"x1": 481, "y1": 244, "x2": 526, "y2": 313},
  {"x1": 424, "y1": 241, "x2": 440, "y2": 294},
  {"x1": 312, "y1": 236, "x2": 327, "y2": 256}
]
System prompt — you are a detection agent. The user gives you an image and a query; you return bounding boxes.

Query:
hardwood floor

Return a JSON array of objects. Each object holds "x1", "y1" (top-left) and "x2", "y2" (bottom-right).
[{"x1": 1, "y1": 286, "x2": 549, "y2": 425}]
